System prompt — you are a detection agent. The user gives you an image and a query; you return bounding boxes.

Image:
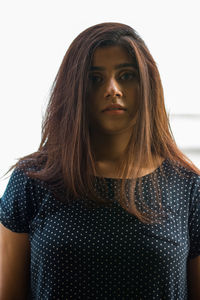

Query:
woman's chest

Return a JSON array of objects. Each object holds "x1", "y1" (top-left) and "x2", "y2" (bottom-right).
[{"x1": 29, "y1": 201, "x2": 189, "y2": 267}]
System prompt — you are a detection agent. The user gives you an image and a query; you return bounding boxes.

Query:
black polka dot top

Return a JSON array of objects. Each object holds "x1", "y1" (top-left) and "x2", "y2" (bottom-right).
[{"x1": 1, "y1": 159, "x2": 200, "y2": 299}]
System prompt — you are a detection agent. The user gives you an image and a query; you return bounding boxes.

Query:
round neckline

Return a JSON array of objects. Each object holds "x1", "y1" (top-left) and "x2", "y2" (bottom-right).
[{"x1": 94, "y1": 158, "x2": 168, "y2": 181}]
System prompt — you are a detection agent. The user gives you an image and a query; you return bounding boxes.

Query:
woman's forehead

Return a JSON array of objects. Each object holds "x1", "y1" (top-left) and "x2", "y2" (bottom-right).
[{"x1": 91, "y1": 45, "x2": 136, "y2": 67}]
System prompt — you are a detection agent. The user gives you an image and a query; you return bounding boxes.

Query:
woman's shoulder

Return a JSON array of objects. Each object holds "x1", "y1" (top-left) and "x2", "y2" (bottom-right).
[
  {"x1": 163, "y1": 158, "x2": 200, "y2": 192},
  {"x1": 4, "y1": 159, "x2": 49, "y2": 198},
  {"x1": 13, "y1": 158, "x2": 46, "y2": 182},
  {"x1": 16, "y1": 157, "x2": 44, "y2": 172},
  {"x1": 0, "y1": 159, "x2": 51, "y2": 233}
]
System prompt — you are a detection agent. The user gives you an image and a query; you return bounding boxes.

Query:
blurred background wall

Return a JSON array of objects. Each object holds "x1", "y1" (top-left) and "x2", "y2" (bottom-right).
[{"x1": 0, "y1": 0, "x2": 200, "y2": 196}]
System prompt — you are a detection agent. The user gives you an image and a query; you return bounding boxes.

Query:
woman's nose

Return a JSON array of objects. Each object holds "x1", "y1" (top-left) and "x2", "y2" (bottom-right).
[{"x1": 104, "y1": 78, "x2": 123, "y2": 98}]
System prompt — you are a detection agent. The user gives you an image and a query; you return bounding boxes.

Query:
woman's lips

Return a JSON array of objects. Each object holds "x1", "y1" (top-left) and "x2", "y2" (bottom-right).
[{"x1": 103, "y1": 109, "x2": 126, "y2": 115}]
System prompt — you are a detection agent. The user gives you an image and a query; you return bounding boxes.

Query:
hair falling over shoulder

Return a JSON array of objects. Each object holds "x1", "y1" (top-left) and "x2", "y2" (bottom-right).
[{"x1": 5, "y1": 22, "x2": 200, "y2": 223}]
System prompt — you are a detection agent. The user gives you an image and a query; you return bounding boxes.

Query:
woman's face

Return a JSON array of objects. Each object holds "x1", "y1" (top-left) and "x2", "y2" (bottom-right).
[{"x1": 87, "y1": 45, "x2": 140, "y2": 135}]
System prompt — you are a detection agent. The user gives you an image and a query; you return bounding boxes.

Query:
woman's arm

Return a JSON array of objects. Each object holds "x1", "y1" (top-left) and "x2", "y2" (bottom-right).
[
  {"x1": 188, "y1": 255, "x2": 200, "y2": 300},
  {"x1": 0, "y1": 223, "x2": 31, "y2": 300}
]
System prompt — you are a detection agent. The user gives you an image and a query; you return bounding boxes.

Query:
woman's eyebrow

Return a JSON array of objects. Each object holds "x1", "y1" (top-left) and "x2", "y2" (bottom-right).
[{"x1": 90, "y1": 63, "x2": 137, "y2": 71}]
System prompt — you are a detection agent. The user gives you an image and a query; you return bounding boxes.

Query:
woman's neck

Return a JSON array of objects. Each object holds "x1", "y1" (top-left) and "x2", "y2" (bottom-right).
[
  {"x1": 90, "y1": 129, "x2": 164, "y2": 178},
  {"x1": 90, "y1": 129, "x2": 132, "y2": 163}
]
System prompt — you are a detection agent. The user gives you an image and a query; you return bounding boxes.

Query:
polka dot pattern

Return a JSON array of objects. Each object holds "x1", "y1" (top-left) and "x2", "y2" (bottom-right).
[{"x1": 0, "y1": 159, "x2": 200, "y2": 299}]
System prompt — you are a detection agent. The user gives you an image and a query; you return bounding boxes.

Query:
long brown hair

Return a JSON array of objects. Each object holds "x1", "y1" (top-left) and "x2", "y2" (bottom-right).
[{"x1": 4, "y1": 22, "x2": 200, "y2": 223}]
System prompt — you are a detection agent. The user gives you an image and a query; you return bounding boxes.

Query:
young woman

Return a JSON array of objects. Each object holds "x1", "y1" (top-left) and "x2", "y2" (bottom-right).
[{"x1": 0, "y1": 22, "x2": 200, "y2": 299}]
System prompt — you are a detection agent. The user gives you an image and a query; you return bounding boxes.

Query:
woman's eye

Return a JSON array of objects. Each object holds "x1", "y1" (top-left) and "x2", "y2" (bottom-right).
[
  {"x1": 120, "y1": 72, "x2": 135, "y2": 81},
  {"x1": 89, "y1": 74, "x2": 103, "y2": 84}
]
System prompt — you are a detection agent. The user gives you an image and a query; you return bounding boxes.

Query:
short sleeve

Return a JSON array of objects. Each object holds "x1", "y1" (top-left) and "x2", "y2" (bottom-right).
[
  {"x1": 0, "y1": 167, "x2": 35, "y2": 233},
  {"x1": 188, "y1": 176, "x2": 200, "y2": 259}
]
